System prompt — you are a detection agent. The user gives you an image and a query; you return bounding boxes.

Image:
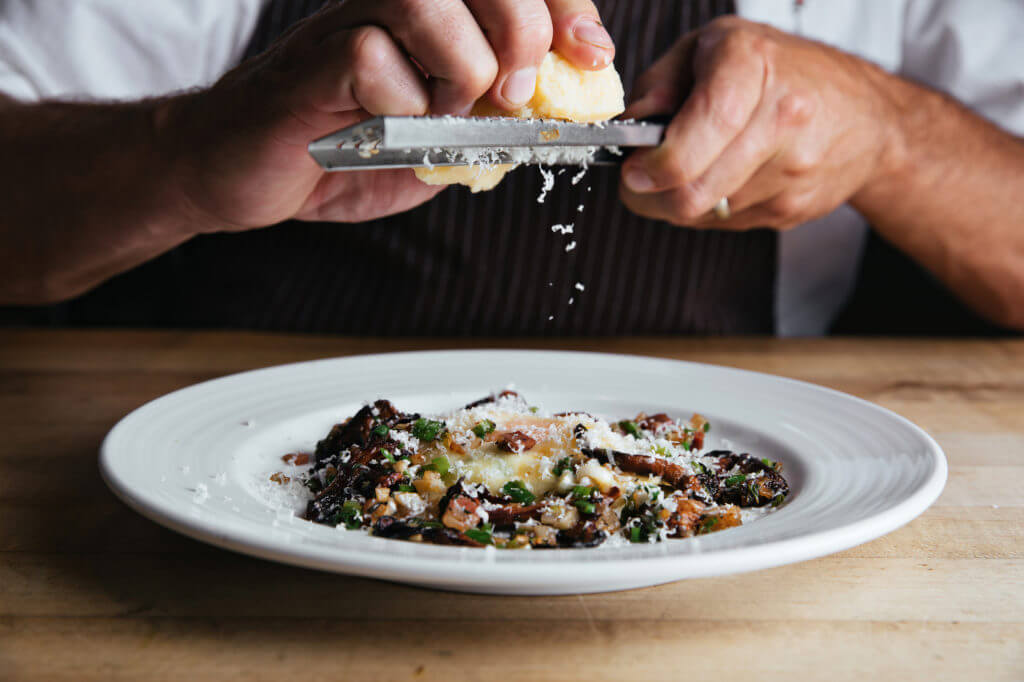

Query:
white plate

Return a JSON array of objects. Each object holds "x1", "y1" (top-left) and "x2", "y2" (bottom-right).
[{"x1": 100, "y1": 350, "x2": 946, "y2": 594}]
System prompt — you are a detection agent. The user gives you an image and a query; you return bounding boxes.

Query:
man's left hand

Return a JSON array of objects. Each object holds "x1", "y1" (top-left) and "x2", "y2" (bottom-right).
[{"x1": 620, "y1": 17, "x2": 902, "y2": 230}]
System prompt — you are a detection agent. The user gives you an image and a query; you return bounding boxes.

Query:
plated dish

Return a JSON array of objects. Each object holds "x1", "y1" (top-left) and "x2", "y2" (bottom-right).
[
  {"x1": 99, "y1": 350, "x2": 946, "y2": 594},
  {"x1": 285, "y1": 392, "x2": 788, "y2": 548}
]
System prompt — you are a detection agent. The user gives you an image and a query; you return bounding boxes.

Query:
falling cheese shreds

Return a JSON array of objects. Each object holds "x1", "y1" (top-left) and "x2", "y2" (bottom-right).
[
  {"x1": 537, "y1": 166, "x2": 556, "y2": 203},
  {"x1": 565, "y1": 241, "x2": 577, "y2": 252},
  {"x1": 575, "y1": 282, "x2": 585, "y2": 291},
  {"x1": 551, "y1": 223, "x2": 574, "y2": 235},
  {"x1": 577, "y1": 204, "x2": 584, "y2": 213}
]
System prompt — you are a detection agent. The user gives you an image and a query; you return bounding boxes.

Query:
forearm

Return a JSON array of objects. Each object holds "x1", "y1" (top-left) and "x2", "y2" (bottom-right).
[
  {"x1": 852, "y1": 74, "x2": 1024, "y2": 329},
  {"x1": 0, "y1": 96, "x2": 204, "y2": 305}
]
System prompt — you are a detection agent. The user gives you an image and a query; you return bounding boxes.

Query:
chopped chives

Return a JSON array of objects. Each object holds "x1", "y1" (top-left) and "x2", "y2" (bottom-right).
[
  {"x1": 571, "y1": 485, "x2": 594, "y2": 500},
  {"x1": 574, "y1": 499, "x2": 596, "y2": 515},
  {"x1": 619, "y1": 420, "x2": 641, "y2": 438},
  {"x1": 411, "y1": 418, "x2": 446, "y2": 441},
  {"x1": 502, "y1": 480, "x2": 536, "y2": 504},
  {"x1": 472, "y1": 419, "x2": 496, "y2": 438},
  {"x1": 426, "y1": 456, "x2": 450, "y2": 476},
  {"x1": 464, "y1": 523, "x2": 493, "y2": 545}
]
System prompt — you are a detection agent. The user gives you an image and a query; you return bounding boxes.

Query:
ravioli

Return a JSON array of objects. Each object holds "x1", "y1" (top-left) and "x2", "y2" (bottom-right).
[{"x1": 274, "y1": 391, "x2": 790, "y2": 549}]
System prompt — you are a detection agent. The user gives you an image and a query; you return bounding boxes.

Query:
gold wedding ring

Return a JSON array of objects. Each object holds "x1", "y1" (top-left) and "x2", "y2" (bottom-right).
[{"x1": 713, "y1": 197, "x2": 731, "y2": 220}]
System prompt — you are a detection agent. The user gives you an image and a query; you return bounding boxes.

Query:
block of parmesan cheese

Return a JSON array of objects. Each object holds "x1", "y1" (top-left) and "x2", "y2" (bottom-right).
[{"x1": 414, "y1": 51, "x2": 625, "y2": 193}]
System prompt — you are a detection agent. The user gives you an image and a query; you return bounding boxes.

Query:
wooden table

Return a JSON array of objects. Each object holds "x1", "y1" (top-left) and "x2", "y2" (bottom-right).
[{"x1": 1, "y1": 330, "x2": 1021, "y2": 681}]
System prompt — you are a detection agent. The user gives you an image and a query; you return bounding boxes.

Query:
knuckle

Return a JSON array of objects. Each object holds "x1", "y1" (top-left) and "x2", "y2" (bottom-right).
[
  {"x1": 786, "y1": 145, "x2": 821, "y2": 175},
  {"x1": 705, "y1": 16, "x2": 743, "y2": 35},
  {"x1": 669, "y1": 186, "x2": 706, "y2": 222},
  {"x1": 460, "y1": 55, "x2": 499, "y2": 97},
  {"x1": 393, "y1": 0, "x2": 429, "y2": 18},
  {"x1": 776, "y1": 92, "x2": 816, "y2": 127},
  {"x1": 503, "y1": 12, "x2": 553, "y2": 59},
  {"x1": 346, "y1": 26, "x2": 393, "y2": 73},
  {"x1": 766, "y1": 193, "x2": 803, "y2": 219},
  {"x1": 651, "y1": 151, "x2": 692, "y2": 188},
  {"x1": 699, "y1": 84, "x2": 748, "y2": 135}
]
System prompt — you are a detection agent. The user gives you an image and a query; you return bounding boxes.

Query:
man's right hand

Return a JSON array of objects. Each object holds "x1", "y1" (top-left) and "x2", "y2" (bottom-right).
[{"x1": 162, "y1": 0, "x2": 615, "y2": 232}]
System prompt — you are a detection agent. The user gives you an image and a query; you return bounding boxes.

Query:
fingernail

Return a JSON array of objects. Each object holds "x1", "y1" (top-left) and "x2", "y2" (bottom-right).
[
  {"x1": 624, "y1": 166, "x2": 655, "y2": 192},
  {"x1": 573, "y1": 18, "x2": 614, "y2": 49},
  {"x1": 502, "y1": 67, "x2": 537, "y2": 106}
]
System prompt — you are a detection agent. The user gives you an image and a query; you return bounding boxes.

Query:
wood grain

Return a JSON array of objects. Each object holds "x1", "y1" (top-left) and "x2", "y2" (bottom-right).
[{"x1": 1, "y1": 330, "x2": 1022, "y2": 681}]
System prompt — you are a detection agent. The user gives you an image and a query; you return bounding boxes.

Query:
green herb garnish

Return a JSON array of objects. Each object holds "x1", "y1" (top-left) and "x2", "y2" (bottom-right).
[
  {"x1": 502, "y1": 480, "x2": 536, "y2": 504},
  {"x1": 412, "y1": 418, "x2": 446, "y2": 442},
  {"x1": 771, "y1": 493, "x2": 786, "y2": 507},
  {"x1": 397, "y1": 484, "x2": 416, "y2": 493},
  {"x1": 464, "y1": 523, "x2": 493, "y2": 545},
  {"x1": 724, "y1": 474, "x2": 747, "y2": 486},
  {"x1": 574, "y1": 500, "x2": 596, "y2": 515},
  {"x1": 337, "y1": 500, "x2": 363, "y2": 530},
  {"x1": 571, "y1": 485, "x2": 594, "y2": 500},
  {"x1": 747, "y1": 480, "x2": 762, "y2": 502},
  {"x1": 472, "y1": 419, "x2": 496, "y2": 438},
  {"x1": 760, "y1": 457, "x2": 776, "y2": 469},
  {"x1": 425, "y1": 456, "x2": 450, "y2": 476},
  {"x1": 703, "y1": 422, "x2": 711, "y2": 433},
  {"x1": 553, "y1": 457, "x2": 572, "y2": 476},
  {"x1": 629, "y1": 526, "x2": 643, "y2": 543},
  {"x1": 691, "y1": 461, "x2": 709, "y2": 475},
  {"x1": 381, "y1": 448, "x2": 395, "y2": 463},
  {"x1": 619, "y1": 420, "x2": 641, "y2": 438},
  {"x1": 699, "y1": 516, "x2": 719, "y2": 534},
  {"x1": 529, "y1": 406, "x2": 539, "y2": 414},
  {"x1": 371, "y1": 423, "x2": 389, "y2": 438}
]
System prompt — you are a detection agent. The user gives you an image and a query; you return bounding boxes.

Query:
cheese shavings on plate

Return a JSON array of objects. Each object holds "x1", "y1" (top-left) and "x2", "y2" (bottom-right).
[{"x1": 268, "y1": 391, "x2": 790, "y2": 549}]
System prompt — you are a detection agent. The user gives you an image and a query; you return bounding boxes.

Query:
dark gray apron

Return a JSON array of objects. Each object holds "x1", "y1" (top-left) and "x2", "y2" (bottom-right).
[{"x1": 6, "y1": 0, "x2": 783, "y2": 335}]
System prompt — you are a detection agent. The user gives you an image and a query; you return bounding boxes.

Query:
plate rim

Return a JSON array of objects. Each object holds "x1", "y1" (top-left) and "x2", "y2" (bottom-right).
[{"x1": 99, "y1": 348, "x2": 948, "y2": 592}]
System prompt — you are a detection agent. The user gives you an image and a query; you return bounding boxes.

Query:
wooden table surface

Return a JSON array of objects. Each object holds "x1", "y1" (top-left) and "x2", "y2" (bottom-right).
[{"x1": 1, "y1": 330, "x2": 1021, "y2": 681}]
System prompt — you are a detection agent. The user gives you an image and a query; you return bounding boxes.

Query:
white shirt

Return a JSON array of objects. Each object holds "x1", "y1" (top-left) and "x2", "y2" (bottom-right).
[{"x1": 1, "y1": 0, "x2": 1022, "y2": 335}]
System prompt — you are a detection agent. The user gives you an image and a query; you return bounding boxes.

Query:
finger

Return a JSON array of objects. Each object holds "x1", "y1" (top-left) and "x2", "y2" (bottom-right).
[
  {"x1": 618, "y1": 183, "x2": 774, "y2": 231},
  {"x1": 646, "y1": 106, "x2": 784, "y2": 219},
  {"x1": 296, "y1": 168, "x2": 445, "y2": 223},
  {"x1": 621, "y1": 29, "x2": 766, "y2": 194},
  {"x1": 545, "y1": 0, "x2": 615, "y2": 71},
  {"x1": 312, "y1": 0, "x2": 499, "y2": 115},
  {"x1": 274, "y1": 27, "x2": 430, "y2": 146},
  {"x1": 688, "y1": 192, "x2": 815, "y2": 231},
  {"x1": 463, "y1": 0, "x2": 552, "y2": 109},
  {"x1": 622, "y1": 33, "x2": 696, "y2": 121}
]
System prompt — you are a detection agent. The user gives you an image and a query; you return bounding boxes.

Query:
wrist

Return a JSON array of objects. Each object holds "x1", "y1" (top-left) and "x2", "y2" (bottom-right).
[
  {"x1": 150, "y1": 93, "x2": 225, "y2": 236},
  {"x1": 850, "y1": 65, "x2": 915, "y2": 211}
]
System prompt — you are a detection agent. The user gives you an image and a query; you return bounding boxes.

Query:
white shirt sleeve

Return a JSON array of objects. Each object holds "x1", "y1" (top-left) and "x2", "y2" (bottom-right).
[
  {"x1": 902, "y1": 0, "x2": 1024, "y2": 136},
  {"x1": 0, "y1": 0, "x2": 267, "y2": 102},
  {"x1": 750, "y1": 0, "x2": 1024, "y2": 336}
]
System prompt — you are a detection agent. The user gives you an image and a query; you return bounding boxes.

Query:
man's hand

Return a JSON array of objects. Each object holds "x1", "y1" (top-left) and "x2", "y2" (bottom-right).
[
  {"x1": 164, "y1": 0, "x2": 616, "y2": 232},
  {"x1": 618, "y1": 16, "x2": 1024, "y2": 329},
  {"x1": 619, "y1": 17, "x2": 900, "y2": 230}
]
